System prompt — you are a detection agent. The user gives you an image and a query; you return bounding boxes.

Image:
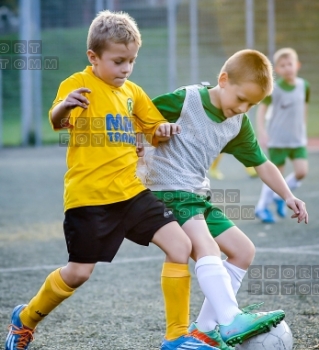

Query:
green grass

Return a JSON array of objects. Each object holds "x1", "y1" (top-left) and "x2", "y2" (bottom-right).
[{"x1": 1, "y1": 24, "x2": 319, "y2": 146}]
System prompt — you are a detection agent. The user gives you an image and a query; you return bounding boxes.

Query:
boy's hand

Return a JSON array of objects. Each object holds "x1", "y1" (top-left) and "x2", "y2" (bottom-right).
[
  {"x1": 155, "y1": 123, "x2": 181, "y2": 141},
  {"x1": 136, "y1": 133, "x2": 145, "y2": 157},
  {"x1": 285, "y1": 196, "x2": 308, "y2": 224},
  {"x1": 63, "y1": 88, "x2": 91, "y2": 110},
  {"x1": 136, "y1": 145, "x2": 145, "y2": 157}
]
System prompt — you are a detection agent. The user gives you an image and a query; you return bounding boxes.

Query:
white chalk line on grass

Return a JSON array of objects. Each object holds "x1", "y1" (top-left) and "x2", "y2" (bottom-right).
[
  {"x1": 255, "y1": 247, "x2": 319, "y2": 255},
  {"x1": 0, "y1": 256, "x2": 164, "y2": 273},
  {"x1": 0, "y1": 245, "x2": 318, "y2": 273}
]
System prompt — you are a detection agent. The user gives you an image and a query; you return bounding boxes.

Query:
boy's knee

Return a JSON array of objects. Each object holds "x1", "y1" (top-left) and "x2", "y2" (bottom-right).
[
  {"x1": 167, "y1": 236, "x2": 192, "y2": 263},
  {"x1": 295, "y1": 170, "x2": 307, "y2": 180},
  {"x1": 236, "y1": 242, "x2": 255, "y2": 268},
  {"x1": 192, "y1": 237, "x2": 221, "y2": 261},
  {"x1": 71, "y1": 270, "x2": 92, "y2": 286},
  {"x1": 76, "y1": 270, "x2": 92, "y2": 283},
  {"x1": 246, "y1": 243, "x2": 256, "y2": 264},
  {"x1": 64, "y1": 264, "x2": 94, "y2": 287},
  {"x1": 178, "y1": 237, "x2": 192, "y2": 259}
]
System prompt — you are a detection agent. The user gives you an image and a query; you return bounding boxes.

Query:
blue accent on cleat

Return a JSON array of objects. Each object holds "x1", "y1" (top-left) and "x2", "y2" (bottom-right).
[
  {"x1": 274, "y1": 198, "x2": 286, "y2": 217},
  {"x1": 255, "y1": 208, "x2": 276, "y2": 223},
  {"x1": 5, "y1": 304, "x2": 35, "y2": 350},
  {"x1": 161, "y1": 334, "x2": 220, "y2": 350}
]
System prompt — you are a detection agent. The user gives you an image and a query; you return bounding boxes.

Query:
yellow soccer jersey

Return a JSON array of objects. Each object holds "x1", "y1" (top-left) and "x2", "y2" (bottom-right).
[{"x1": 49, "y1": 66, "x2": 166, "y2": 211}]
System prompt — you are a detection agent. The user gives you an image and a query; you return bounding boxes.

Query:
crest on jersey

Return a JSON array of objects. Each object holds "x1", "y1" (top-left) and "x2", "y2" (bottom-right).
[{"x1": 127, "y1": 98, "x2": 133, "y2": 116}]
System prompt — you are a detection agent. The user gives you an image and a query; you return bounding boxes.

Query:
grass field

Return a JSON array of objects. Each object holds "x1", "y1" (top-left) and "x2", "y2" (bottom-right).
[
  {"x1": 1, "y1": 23, "x2": 319, "y2": 146},
  {"x1": 0, "y1": 146, "x2": 319, "y2": 349}
]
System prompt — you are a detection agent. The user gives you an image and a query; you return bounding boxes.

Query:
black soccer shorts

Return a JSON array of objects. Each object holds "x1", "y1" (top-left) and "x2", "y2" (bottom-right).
[{"x1": 63, "y1": 189, "x2": 176, "y2": 263}]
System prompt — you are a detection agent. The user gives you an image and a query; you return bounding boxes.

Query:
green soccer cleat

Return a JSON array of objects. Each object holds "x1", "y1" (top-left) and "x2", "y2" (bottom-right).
[
  {"x1": 189, "y1": 322, "x2": 234, "y2": 350},
  {"x1": 219, "y1": 309, "x2": 285, "y2": 346},
  {"x1": 240, "y1": 302, "x2": 264, "y2": 313}
]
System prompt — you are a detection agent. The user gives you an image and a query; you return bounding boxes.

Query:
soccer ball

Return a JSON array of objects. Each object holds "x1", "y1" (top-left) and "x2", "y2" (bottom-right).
[{"x1": 235, "y1": 321, "x2": 293, "y2": 350}]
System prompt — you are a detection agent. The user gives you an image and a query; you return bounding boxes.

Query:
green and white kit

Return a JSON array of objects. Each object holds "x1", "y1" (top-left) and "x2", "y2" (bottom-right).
[
  {"x1": 140, "y1": 84, "x2": 267, "y2": 235},
  {"x1": 265, "y1": 77, "x2": 309, "y2": 148},
  {"x1": 264, "y1": 77, "x2": 310, "y2": 165}
]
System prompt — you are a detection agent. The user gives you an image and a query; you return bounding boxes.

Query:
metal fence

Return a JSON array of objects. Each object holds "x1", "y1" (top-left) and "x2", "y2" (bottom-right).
[{"x1": 0, "y1": 0, "x2": 318, "y2": 146}]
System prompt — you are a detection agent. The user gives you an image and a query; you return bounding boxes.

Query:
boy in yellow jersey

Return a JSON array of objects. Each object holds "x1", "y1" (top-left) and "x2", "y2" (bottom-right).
[
  {"x1": 5, "y1": 11, "x2": 218, "y2": 350},
  {"x1": 139, "y1": 49, "x2": 308, "y2": 348}
]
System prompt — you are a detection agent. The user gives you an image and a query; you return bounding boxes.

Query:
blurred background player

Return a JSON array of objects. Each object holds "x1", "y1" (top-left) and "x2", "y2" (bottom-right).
[
  {"x1": 208, "y1": 154, "x2": 257, "y2": 180},
  {"x1": 255, "y1": 48, "x2": 309, "y2": 223},
  {"x1": 209, "y1": 154, "x2": 225, "y2": 180}
]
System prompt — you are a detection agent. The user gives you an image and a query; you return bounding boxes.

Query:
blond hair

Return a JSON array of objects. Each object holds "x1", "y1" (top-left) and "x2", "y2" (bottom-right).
[
  {"x1": 273, "y1": 47, "x2": 298, "y2": 65},
  {"x1": 219, "y1": 49, "x2": 273, "y2": 95},
  {"x1": 87, "y1": 10, "x2": 142, "y2": 57}
]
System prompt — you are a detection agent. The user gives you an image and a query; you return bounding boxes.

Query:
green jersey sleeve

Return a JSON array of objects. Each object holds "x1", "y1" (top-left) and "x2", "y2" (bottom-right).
[
  {"x1": 221, "y1": 114, "x2": 268, "y2": 167},
  {"x1": 152, "y1": 89, "x2": 186, "y2": 123}
]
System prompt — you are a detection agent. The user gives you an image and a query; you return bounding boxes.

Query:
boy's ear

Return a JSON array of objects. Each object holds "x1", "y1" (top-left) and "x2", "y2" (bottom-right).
[
  {"x1": 87, "y1": 49, "x2": 98, "y2": 65},
  {"x1": 218, "y1": 72, "x2": 228, "y2": 88}
]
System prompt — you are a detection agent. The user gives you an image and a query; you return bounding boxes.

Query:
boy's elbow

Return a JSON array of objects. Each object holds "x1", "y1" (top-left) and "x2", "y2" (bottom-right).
[
  {"x1": 52, "y1": 120, "x2": 61, "y2": 130},
  {"x1": 255, "y1": 160, "x2": 269, "y2": 172},
  {"x1": 49, "y1": 113, "x2": 59, "y2": 129},
  {"x1": 50, "y1": 112, "x2": 68, "y2": 130}
]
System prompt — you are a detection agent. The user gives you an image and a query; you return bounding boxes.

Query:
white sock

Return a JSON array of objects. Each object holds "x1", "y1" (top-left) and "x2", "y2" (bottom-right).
[
  {"x1": 256, "y1": 183, "x2": 274, "y2": 211},
  {"x1": 286, "y1": 172, "x2": 302, "y2": 190},
  {"x1": 195, "y1": 256, "x2": 240, "y2": 331},
  {"x1": 196, "y1": 298, "x2": 217, "y2": 331},
  {"x1": 223, "y1": 260, "x2": 247, "y2": 295},
  {"x1": 273, "y1": 173, "x2": 302, "y2": 200}
]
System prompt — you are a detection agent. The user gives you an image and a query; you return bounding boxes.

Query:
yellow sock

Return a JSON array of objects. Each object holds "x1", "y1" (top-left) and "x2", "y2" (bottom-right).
[
  {"x1": 210, "y1": 154, "x2": 223, "y2": 170},
  {"x1": 20, "y1": 268, "x2": 75, "y2": 329},
  {"x1": 246, "y1": 166, "x2": 258, "y2": 177},
  {"x1": 161, "y1": 262, "x2": 191, "y2": 341}
]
